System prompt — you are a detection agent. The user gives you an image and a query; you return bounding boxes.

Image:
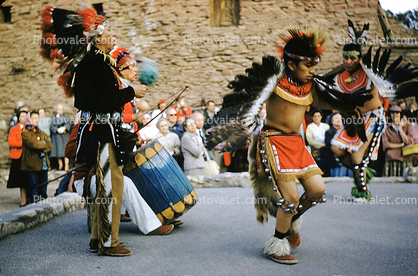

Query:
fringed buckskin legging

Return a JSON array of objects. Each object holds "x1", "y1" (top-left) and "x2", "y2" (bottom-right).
[{"x1": 91, "y1": 142, "x2": 124, "y2": 248}]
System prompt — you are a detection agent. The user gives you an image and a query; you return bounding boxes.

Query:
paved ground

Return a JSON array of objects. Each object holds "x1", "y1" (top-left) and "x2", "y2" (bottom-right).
[
  {"x1": 0, "y1": 181, "x2": 417, "y2": 276},
  {"x1": 0, "y1": 170, "x2": 62, "y2": 214}
]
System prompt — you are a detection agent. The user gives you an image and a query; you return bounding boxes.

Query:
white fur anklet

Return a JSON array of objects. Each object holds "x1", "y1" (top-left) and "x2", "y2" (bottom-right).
[
  {"x1": 289, "y1": 216, "x2": 303, "y2": 234},
  {"x1": 264, "y1": 236, "x2": 290, "y2": 257}
]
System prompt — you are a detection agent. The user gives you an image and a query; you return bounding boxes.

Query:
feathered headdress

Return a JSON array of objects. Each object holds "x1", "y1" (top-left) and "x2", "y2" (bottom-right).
[
  {"x1": 40, "y1": 5, "x2": 108, "y2": 97},
  {"x1": 347, "y1": 19, "x2": 369, "y2": 46},
  {"x1": 341, "y1": 20, "x2": 370, "y2": 57},
  {"x1": 110, "y1": 47, "x2": 136, "y2": 73},
  {"x1": 277, "y1": 26, "x2": 328, "y2": 64}
]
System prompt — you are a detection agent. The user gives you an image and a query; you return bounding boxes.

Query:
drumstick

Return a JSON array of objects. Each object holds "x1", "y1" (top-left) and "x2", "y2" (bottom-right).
[
  {"x1": 135, "y1": 86, "x2": 189, "y2": 134},
  {"x1": 33, "y1": 162, "x2": 87, "y2": 188}
]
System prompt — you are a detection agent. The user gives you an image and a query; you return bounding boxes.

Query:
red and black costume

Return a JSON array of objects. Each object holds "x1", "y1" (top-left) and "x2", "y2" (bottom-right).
[{"x1": 74, "y1": 47, "x2": 135, "y2": 166}]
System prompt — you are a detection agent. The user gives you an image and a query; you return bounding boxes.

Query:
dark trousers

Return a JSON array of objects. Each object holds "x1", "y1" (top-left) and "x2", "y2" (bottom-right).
[{"x1": 26, "y1": 170, "x2": 48, "y2": 203}]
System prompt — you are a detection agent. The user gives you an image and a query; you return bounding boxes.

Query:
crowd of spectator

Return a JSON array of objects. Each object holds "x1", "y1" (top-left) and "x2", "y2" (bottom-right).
[
  {"x1": 5, "y1": 97, "x2": 225, "y2": 208},
  {"x1": 7, "y1": 96, "x2": 418, "y2": 207}
]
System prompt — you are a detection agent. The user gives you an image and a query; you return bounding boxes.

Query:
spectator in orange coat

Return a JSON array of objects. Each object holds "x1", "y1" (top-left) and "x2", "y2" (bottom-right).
[{"x1": 7, "y1": 109, "x2": 29, "y2": 207}]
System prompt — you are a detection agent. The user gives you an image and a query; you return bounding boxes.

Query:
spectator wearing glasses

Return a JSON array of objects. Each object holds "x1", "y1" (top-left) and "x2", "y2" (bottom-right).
[{"x1": 166, "y1": 107, "x2": 184, "y2": 138}]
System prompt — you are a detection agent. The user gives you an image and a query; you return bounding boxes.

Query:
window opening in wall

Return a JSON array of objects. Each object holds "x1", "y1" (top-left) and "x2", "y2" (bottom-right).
[
  {"x1": 1, "y1": 5, "x2": 12, "y2": 23},
  {"x1": 93, "y1": 3, "x2": 105, "y2": 16},
  {"x1": 210, "y1": 0, "x2": 240, "y2": 27}
]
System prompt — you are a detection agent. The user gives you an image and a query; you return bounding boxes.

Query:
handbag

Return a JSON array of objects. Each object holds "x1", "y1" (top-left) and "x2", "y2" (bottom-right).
[
  {"x1": 204, "y1": 150, "x2": 220, "y2": 175},
  {"x1": 402, "y1": 138, "x2": 418, "y2": 157}
]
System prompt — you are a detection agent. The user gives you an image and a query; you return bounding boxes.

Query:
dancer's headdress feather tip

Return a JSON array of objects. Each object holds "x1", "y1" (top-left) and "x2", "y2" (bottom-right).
[{"x1": 276, "y1": 26, "x2": 328, "y2": 59}]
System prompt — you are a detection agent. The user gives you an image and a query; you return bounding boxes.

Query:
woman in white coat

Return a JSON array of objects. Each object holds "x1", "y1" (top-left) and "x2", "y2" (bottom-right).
[{"x1": 155, "y1": 118, "x2": 181, "y2": 157}]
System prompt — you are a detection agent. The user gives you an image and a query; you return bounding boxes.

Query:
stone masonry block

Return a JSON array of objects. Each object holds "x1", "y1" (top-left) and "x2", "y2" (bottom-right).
[
  {"x1": 50, "y1": 203, "x2": 65, "y2": 216},
  {"x1": 1, "y1": 221, "x2": 25, "y2": 238}
]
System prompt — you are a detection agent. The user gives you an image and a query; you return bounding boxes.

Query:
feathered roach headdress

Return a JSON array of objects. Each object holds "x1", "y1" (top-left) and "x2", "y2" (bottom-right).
[
  {"x1": 40, "y1": 5, "x2": 109, "y2": 97},
  {"x1": 277, "y1": 26, "x2": 328, "y2": 65},
  {"x1": 110, "y1": 47, "x2": 160, "y2": 86},
  {"x1": 110, "y1": 47, "x2": 136, "y2": 73}
]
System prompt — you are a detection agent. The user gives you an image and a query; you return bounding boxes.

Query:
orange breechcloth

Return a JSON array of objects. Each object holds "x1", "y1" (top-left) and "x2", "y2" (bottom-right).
[{"x1": 257, "y1": 129, "x2": 323, "y2": 182}]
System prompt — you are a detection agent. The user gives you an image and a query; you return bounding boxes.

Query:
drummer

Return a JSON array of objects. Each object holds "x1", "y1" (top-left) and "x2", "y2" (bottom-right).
[
  {"x1": 110, "y1": 46, "x2": 142, "y2": 134},
  {"x1": 65, "y1": 125, "x2": 175, "y2": 240},
  {"x1": 72, "y1": 165, "x2": 176, "y2": 237}
]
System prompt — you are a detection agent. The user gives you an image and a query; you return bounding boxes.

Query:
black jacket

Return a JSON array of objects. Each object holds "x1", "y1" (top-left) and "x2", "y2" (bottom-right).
[
  {"x1": 74, "y1": 47, "x2": 134, "y2": 114},
  {"x1": 73, "y1": 47, "x2": 135, "y2": 165}
]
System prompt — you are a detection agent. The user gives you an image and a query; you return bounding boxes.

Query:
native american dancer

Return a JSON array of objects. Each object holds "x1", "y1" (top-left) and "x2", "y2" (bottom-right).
[
  {"x1": 206, "y1": 26, "x2": 374, "y2": 264},
  {"x1": 323, "y1": 20, "x2": 418, "y2": 201},
  {"x1": 41, "y1": 5, "x2": 147, "y2": 256}
]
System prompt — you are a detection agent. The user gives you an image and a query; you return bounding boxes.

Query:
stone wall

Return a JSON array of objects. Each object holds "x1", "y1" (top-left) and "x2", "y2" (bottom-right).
[{"x1": 0, "y1": 0, "x2": 417, "y2": 166}]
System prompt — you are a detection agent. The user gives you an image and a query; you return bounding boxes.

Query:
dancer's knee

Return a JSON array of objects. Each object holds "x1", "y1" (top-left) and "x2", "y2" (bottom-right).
[
  {"x1": 302, "y1": 175, "x2": 325, "y2": 198},
  {"x1": 331, "y1": 145, "x2": 345, "y2": 157},
  {"x1": 310, "y1": 184, "x2": 325, "y2": 198}
]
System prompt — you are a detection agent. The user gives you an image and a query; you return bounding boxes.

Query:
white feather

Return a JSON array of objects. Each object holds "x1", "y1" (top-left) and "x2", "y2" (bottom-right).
[
  {"x1": 348, "y1": 27, "x2": 355, "y2": 42},
  {"x1": 360, "y1": 30, "x2": 368, "y2": 44},
  {"x1": 360, "y1": 63, "x2": 396, "y2": 98},
  {"x1": 240, "y1": 62, "x2": 284, "y2": 127}
]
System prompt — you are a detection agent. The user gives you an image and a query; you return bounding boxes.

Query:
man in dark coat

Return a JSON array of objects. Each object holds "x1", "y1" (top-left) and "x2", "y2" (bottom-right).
[{"x1": 74, "y1": 21, "x2": 147, "y2": 257}]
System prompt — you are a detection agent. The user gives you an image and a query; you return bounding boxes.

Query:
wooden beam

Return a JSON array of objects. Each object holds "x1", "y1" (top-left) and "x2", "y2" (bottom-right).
[{"x1": 377, "y1": 3, "x2": 394, "y2": 41}]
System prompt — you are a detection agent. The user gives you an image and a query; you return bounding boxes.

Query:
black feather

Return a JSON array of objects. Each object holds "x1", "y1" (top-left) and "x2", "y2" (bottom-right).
[
  {"x1": 50, "y1": 8, "x2": 86, "y2": 62},
  {"x1": 313, "y1": 77, "x2": 373, "y2": 111},
  {"x1": 320, "y1": 64, "x2": 344, "y2": 85},
  {"x1": 378, "y1": 49, "x2": 391, "y2": 74},
  {"x1": 313, "y1": 74, "x2": 335, "y2": 86},
  {"x1": 228, "y1": 56, "x2": 281, "y2": 94},
  {"x1": 228, "y1": 132, "x2": 251, "y2": 154},
  {"x1": 361, "y1": 23, "x2": 370, "y2": 33},
  {"x1": 212, "y1": 103, "x2": 251, "y2": 128},
  {"x1": 206, "y1": 55, "x2": 281, "y2": 153},
  {"x1": 221, "y1": 92, "x2": 251, "y2": 109},
  {"x1": 394, "y1": 81, "x2": 418, "y2": 99},
  {"x1": 385, "y1": 56, "x2": 403, "y2": 77},
  {"x1": 362, "y1": 46, "x2": 372, "y2": 68},
  {"x1": 387, "y1": 63, "x2": 418, "y2": 84},
  {"x1": 372, "y1": 47, "x2": 381, "y2": 73},
  {"x1": 342, "y1": 115, "x2": 367, "y2": 142},
  {"x1": 347, "y1": 20, "x2": 369, "y2": 44},
  {"x1": 205, "y1": 123, "x2": 247, "y2": 151}
]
